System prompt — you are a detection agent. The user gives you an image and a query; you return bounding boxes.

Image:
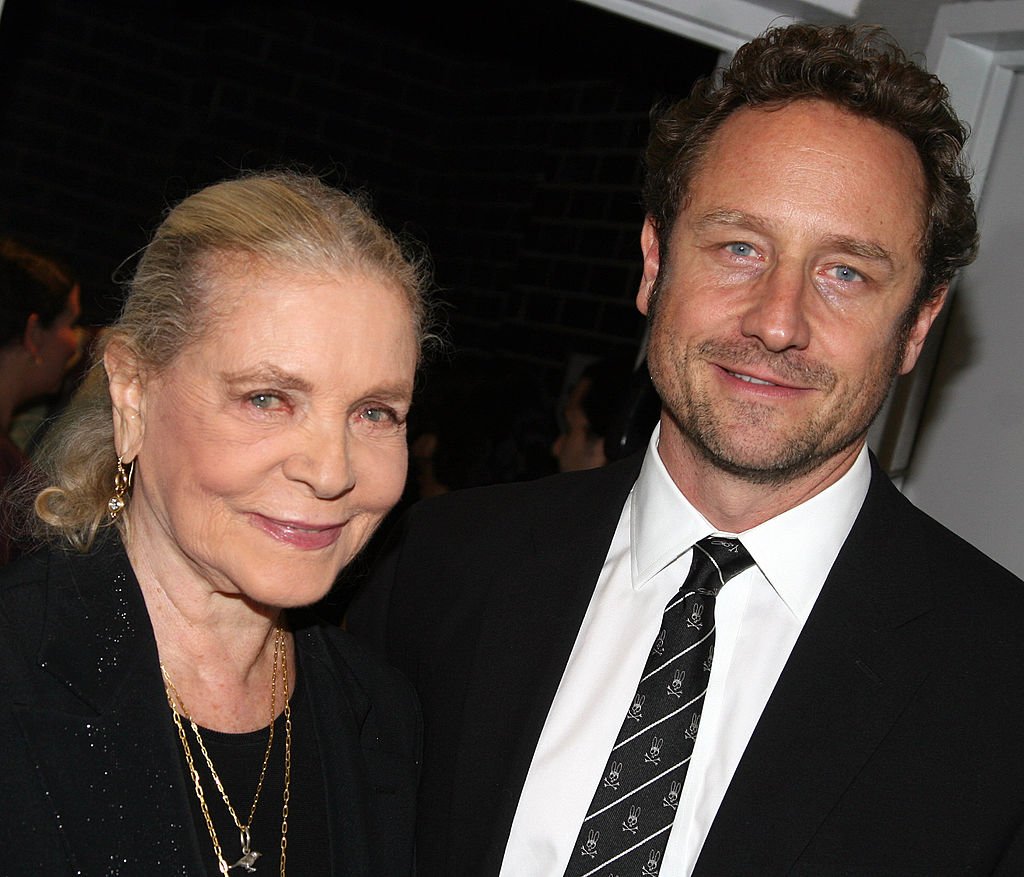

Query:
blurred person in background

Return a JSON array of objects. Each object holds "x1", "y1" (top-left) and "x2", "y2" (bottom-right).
[
  {"x1": 0, "y1": 238, "x2": 81, "y2": 562},
  {"x1": 409, "y1": 352, "x2": 556, "y2": 497},
  {"x1": 552, "y1": 354, "x2": 641, "y2": 473}
]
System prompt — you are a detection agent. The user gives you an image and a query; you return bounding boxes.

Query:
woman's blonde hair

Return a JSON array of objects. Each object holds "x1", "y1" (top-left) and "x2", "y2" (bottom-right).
[{"x1": 30, "y1": 171, "x2": 432, "y2": 551}]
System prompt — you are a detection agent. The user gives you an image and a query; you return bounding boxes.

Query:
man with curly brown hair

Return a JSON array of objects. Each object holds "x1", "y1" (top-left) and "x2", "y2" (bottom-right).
[{"x1": 351, "y1": 23, "x2": 1024, "y2": 876}]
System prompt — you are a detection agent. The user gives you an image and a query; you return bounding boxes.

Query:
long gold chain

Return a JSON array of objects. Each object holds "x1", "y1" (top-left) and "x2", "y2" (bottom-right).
[
  {"x1": 162, "y1": 627, "x2": 291, "y2": 876},
  {"x1": 279, "y1": 633, "x2": 291, "y2": 876}
]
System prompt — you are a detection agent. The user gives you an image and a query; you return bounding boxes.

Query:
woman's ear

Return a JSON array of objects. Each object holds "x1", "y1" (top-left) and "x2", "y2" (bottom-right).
[{"x1": 104, "y1": 338, "x2": 146, "y2": 461}]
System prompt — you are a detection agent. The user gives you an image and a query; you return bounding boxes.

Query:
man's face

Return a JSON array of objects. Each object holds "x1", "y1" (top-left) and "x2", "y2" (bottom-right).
[{"x1": 639, "y1": 100, "x2": 945, "y2": 486}]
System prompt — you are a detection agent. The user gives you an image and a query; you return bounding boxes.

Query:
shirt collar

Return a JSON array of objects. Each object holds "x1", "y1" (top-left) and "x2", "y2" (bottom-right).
[
  {"x1": 631, "y1": 425, "x2": 714, "y2": 588},
  {"x1": 631, "y1": 425, "x2": 871, "y2": 621}
]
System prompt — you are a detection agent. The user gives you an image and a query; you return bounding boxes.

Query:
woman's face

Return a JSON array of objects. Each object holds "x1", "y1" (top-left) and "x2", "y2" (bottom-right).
[{"x1": 116, "y1": 264, "x2": 417, "y2": 608}]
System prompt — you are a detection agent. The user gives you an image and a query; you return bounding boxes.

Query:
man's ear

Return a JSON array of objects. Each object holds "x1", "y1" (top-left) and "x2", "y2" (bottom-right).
[
  {"x1": 104, "y1": 337, "x2": 146, "y2": 461},
  {"x1": 899, "y1": 285, "x2": 948, "y2": 375},
  {"x1": 636, "y1": 216, "x2": 661, "y2": 317}
]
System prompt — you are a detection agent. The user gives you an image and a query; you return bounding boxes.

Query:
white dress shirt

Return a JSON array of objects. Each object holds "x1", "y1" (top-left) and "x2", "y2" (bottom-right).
[{"x1": 499, "y1": 428, "x2": 871, "y2": 876}]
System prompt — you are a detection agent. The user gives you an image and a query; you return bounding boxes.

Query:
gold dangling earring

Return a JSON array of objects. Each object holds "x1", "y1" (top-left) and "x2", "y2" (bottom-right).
[{"x1": 108, "y1": 456, "x2": 134, "y2": 519}]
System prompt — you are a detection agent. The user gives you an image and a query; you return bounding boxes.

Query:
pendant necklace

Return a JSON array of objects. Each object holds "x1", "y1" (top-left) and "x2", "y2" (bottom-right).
[{"x1": 162, "y1": 626, "x2": 292, "y2": 875}]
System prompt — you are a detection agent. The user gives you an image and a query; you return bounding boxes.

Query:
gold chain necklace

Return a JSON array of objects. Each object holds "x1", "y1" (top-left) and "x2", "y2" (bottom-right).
[{"x1": 162, "y1": 627, "x2": 292, "y2": 875}]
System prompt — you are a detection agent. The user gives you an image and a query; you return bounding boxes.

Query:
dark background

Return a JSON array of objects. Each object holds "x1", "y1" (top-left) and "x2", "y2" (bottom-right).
[{"x1": 0, "y1": 0, "x2": 715, "y2": 393}]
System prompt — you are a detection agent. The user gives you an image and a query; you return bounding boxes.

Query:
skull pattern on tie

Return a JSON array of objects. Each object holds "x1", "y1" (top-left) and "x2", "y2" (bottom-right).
[{"x1": 562, "y1": 536, "x2": 755, "y2": 877}]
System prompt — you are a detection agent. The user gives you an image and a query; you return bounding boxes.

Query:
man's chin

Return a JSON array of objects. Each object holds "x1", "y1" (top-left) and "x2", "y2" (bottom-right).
[{"x1": 685, "y1": 429, "x2": 835, "y2": 486}]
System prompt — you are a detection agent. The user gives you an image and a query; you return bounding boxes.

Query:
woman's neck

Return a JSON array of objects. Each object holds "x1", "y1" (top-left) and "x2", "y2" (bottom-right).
[{"x1": 125, "y1": 529, "x2": 291, "y2": 733}]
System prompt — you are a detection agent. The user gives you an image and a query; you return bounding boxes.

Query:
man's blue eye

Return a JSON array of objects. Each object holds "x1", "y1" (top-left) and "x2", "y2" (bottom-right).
[
  {"x1": 725, "y1": 242, "x2": 755, "y2": 257},
  {"x1": 831, "y1": 265, "x2": 864, "y2": 282}
]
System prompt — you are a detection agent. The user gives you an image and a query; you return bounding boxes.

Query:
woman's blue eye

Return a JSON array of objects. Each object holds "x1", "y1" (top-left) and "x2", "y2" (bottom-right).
[
  {"x1": 250, "y1": 393, "x2": 281, "y2": 410},
  {"x1": 363, "y1": 407, "x2": 396, "y2": 423}
]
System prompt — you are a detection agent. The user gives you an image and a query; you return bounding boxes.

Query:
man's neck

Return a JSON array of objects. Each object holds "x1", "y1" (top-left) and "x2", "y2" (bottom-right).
[{"x1": 656, "y1": 424, "x2": 866, "y2": 533}]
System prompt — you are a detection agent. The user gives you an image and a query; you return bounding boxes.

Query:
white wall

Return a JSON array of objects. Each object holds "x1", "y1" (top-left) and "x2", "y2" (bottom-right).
[
  {"x1": 857, "y1": 0, "x2": 950, "y2": 55},
  {"x1": 575, "y1": 0, "x2": 851, "y2": 53},
  {"x1": 904, "y1": 69, "x2": 1024, "y2": 577},
  {"x1": 575, "y1": 0, "x2": 948, "y2": 55}
]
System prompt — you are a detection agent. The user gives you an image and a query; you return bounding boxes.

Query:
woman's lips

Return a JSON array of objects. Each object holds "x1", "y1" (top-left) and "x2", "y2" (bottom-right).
[{"x1": 250, "y1": 514, "x2": 344, "y2": 550}]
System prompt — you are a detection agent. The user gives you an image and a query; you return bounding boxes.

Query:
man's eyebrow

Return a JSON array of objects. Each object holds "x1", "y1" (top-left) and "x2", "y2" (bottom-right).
[
  {"x1": 693, "y1": 209, "x2": 770, "y2": 235},
  {"x1": 822, "y1": 235, "x2": 896, "y2": 269},
  {"x1": 694, "y1": 209, "x2": 897, "y2": 269}
]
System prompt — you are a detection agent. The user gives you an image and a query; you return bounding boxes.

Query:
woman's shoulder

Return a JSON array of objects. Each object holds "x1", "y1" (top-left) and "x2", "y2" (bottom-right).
[
  {"x1": 0, "y1": 537, "x2": 126, "y2": 602},
  {"x1": 0, "y1": 539, "x2": 141, "y2": 666},
  {"x1": 0, "y1": 547, "x2": 58, "y2": 628},
  {"x1": 293, "y1": 618, "x2": 421, "y2": 777},
  {"x1": 295, "y1": 618, "x2": 418, "y2": 709}
]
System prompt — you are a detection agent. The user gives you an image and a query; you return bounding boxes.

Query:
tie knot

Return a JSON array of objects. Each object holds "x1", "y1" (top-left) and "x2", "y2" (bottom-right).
[{"x1": 691, "y1": 536, "x2": 754, "y2": 594}]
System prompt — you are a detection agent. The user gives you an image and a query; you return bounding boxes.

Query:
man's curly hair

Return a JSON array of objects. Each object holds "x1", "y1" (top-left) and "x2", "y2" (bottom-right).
[{"x1": 643, "y1": 23, "x2": 977, "y2": 309}]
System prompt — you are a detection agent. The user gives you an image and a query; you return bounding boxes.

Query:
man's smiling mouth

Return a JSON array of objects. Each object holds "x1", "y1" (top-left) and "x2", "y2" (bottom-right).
[{"x1": 728, "y1": 370, "x2": 777, "y2": 387}]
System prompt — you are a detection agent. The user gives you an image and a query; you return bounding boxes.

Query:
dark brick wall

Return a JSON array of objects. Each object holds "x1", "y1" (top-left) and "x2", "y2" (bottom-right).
[{"x1": 0, "y1": 0, "x2": 715, "y2": 390}]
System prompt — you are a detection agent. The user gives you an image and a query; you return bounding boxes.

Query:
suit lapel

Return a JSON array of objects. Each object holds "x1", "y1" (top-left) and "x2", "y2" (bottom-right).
[
  {"x1": 451, "y1": 456, "x2": 644, "y2": 872},
  {"x1": 695, "y1": 467, "x2": 938, "y2": 874},
  {"x1": 13, "y1": 542, "x2": 205, "y2": 875},
  {"x1": 299, "y1": 626, "x2": 373, "y2": 877}
]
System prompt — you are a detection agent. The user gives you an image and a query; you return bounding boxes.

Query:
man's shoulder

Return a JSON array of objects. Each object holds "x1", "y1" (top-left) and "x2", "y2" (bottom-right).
[
  {"x1": 354, "y1": 455, "x2": 643, "y2": 630},
  {"x1": 862, "y1": 465, "x2": 1024, "y2": 598},
  {"x1": 404, "y1": 452, "x2": 643, "y2": 536}
]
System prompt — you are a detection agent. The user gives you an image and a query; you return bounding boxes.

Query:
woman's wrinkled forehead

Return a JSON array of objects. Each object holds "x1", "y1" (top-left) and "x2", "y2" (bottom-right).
[{"x1": 191, "y1": 252, "x2": 414, "y2": 340}]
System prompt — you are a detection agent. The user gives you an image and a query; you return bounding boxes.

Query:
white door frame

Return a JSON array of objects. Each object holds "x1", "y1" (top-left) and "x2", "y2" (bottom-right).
[{"x1": 873, "y1": 1, "x2": 1024, "y2": 476}]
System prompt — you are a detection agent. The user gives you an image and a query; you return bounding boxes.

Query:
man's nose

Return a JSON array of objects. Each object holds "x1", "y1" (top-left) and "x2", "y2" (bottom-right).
[{"x1": 738, "y1": 262, "x2": 812, "y2": 352}]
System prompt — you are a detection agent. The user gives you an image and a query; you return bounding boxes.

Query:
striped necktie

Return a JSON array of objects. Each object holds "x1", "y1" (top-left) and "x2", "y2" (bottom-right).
[{"x1": 563, "y1": 535, "x2": 755, "y2": 877}]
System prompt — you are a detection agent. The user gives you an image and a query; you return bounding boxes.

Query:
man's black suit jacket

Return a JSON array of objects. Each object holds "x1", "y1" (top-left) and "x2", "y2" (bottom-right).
[
  {"x1": 0, "y1": 538, "x2": 421, "y2": 876},
  {"x1": 351, "y1": 453, "x2": 1024, "y2": 876}
]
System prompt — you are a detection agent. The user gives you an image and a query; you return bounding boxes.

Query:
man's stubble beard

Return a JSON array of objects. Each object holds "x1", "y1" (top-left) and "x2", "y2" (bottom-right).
[{"x1": 645, "y1": 284, "x2": 913, "y2": 487}]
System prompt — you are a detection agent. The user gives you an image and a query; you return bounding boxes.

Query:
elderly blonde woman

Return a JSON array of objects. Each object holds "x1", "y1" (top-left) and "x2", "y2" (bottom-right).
[{"x1": 0, "y1": 172, "x2": 427, "y2": 875}]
